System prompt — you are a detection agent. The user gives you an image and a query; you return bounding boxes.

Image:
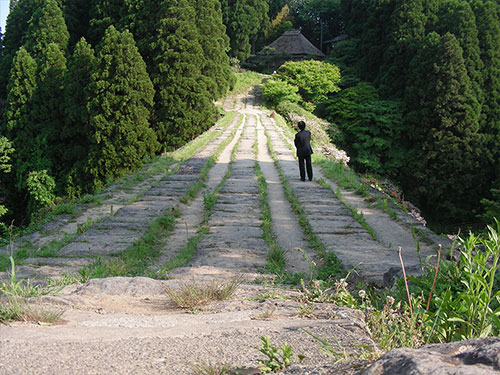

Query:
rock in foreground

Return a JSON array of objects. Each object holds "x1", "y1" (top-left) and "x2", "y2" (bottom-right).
[{"x1": 359, "y1": 337, "x2": 500, "y2": 375}]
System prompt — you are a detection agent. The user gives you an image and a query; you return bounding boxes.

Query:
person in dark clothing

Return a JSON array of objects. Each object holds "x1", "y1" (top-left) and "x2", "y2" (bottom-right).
[{"x1": 294, "y1": 120, "x2": 313, "y2": 181}]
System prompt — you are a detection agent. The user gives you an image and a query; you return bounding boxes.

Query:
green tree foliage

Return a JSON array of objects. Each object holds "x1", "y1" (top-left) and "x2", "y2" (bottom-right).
[
  {"x1": 0, "y1": 136, "x2": 14, "y2": 220},
  {"x1": 194, "y1": 0, "x2": 234, "y2": 99},
  {"x1": 275, "y1": 60, "x2": 341, "y2": 104},
  {"x1": 26, "y1": 169, "x2": 56, "y2": 215},
  {"x1": 221, "y1": 0, "x2": 270, "y2": 61},
  {"x1": 62, "y1": 37, "x2": 95, "y2": 196},
  {"x1": 85, "y1": 26, "x2": 158, "y2": 191},
  {"x1": 470, "y1": 0, "x2": 500, "y2": 189},
  {"x1": 23, "y1": 0, "x2": 69, "y2": 59},
  {"x1": 481, "y1": 189, "x2": 500, "y2": 225},
  {"x1": 0, "y1": 0, "x2": 41, "y2": 99},
  {"x1": 267, "y1": 0, "x2": 288, "y2": 20},
  {"x1": 404, "y1": 32, "x2": 482, "y2": 221},
  {"x1": 87, "y1": 0, "x2": 127, "y2": 45},
  {"x1": 377, "y1": 0, "x2": 427, "y2": 97},
  {"x1": 436, "y1": 1, "x2": 483, "y2": 103},
  {"x1": 337, "y1": 0, "x2": 500, "y2": 227},
  {"x1": 262, "y1": 78, "x2": 301, "y2": 106},
  {"x1": 147, "y1": 0, "x2": 217, "y2": 150},
  {"x1": 325, "y1": 83, "x2": 404, "y2": 176},
  {"x1": 290, "y1": 0, "x2": 342, "y2": 51},
  {"x1": 264, "y1": 4, "x2": 294, "y2": 46},
  {"x1": 2, "y1": 47, "x2": 39, "y2": 191},
  {"x1": 32, "y1": 43, "x2": 67, "y2": 177}
]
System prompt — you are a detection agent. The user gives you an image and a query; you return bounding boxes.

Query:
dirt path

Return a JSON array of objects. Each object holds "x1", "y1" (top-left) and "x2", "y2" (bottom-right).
[{"x1": 0, "y1": 89, "x2": 445, "y2": 375}]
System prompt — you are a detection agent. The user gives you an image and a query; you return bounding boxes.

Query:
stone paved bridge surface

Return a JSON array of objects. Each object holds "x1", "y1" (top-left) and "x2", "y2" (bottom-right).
[{"x1": 0, "y1": 89, "x2": 446, "y2": 375}]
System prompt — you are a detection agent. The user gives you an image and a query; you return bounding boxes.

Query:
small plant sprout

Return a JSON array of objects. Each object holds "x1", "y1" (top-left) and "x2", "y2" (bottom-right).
[
  {"x1": 297, "y1": 303, "x2": 315, "y2": 317},
  {"x1": 295, "y1": 247, "x2": 316, "y2": 282},
  {"x1": 257, "y1": 336, "x2": 295, "y2": 373}
]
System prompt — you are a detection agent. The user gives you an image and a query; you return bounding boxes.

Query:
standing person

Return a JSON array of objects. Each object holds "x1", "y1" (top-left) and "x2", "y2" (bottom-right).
[{"x1": 294, "y1": 120, "x2": 313, "y2": 181}]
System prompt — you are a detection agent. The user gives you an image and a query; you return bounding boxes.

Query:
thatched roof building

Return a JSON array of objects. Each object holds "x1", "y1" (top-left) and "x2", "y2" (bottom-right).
[{"x1": 261, "y1": 30, "x2": 324, "y2": 57}]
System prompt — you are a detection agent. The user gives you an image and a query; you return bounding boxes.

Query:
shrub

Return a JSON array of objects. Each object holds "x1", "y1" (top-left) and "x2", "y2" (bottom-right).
[
  {"x1": 262, "y1": 78, "x2": 301, "y2": 107},
  {"x1": 26, "y1": 170, "x2": 56, "y2": 215},
  {"x1": 275, "y1": 60, "x2": 341, "y2": 104}
]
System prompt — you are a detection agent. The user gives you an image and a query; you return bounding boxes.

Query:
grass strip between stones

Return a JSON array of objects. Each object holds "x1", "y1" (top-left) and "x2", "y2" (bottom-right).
[
  {"x1": 78, "y1": 115, "x2": 244, "y2": 280},
  {"x1": 78, "y1": 208, "x2": 180, "y2": 279},
  {"x1": 264, "y1": 128, "x2": 345, "y2": 280},
  {"x1": 156, "y1": 116, "x2": 247, "y2": 274},
  {"x1": 265, "y1": 129, "x2": 326, "y2": 259},
  {"x1": 253, "y1": 132, "x2": 287, "y2": 279},
  {"x1": 180, "y1": 113, "x2": 242, "y2": 204}
]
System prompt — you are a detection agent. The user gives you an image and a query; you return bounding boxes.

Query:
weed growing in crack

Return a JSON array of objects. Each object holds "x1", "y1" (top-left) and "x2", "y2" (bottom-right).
[
  {"x1": 257, "y1": 336, "x2": 302, "y2": 373},
  {"x1": 191, "y1": 361, "x2": 233, "y2": 375},
  {"x1": 253, "y1": 307, "x2": 276, "y2": 320},
  {"x1": 165, "y1": 278, "x2": 242, "y2": 310},
  {"x1": 297, "y1": 303, "x2": 315, "y2": 317},
  {"x1": 0, "y1": 297, "x2": 64, "y2": 324}
]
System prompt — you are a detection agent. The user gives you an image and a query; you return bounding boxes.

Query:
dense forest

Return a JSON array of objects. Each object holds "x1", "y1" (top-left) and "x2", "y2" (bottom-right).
[
  {"x1": 330, "y1": 0, "x2": 500, "y2": 231},
  {"x1": 0, "y1": 0, "x2": 499, "y2": 233},
  {"x1": 0, "y1": 0, "x2": 235, "y2": 226},
  {"x1": 258, "y1": 0, "x2": 500, "y2": 231}
]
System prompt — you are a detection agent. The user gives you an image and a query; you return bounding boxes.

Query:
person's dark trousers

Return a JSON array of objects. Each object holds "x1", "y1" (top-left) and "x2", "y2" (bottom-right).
[{"x1": 298, "y1": 155, "x2": 313, "y2": 181}]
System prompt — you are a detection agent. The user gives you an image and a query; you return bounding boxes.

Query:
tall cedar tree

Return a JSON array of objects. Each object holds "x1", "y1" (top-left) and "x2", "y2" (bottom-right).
[
  {"x1": 87, "y1": 0, "x2": 127, "y2": 46},
  {"x1": 404, "y1": 32, "x2": 482, "y2": 222},
  {"x1": 62, "y1": 37, "x2": 95, "y2": 196},
  {"x1": 436, "y1": 1, "x2": 484, "y2": 106},
  {"x1": 377, "y1": 0, "x2": 427, "y2": 97},
  {"x1": 470, "y1": 0, "x2": 500, "y2": 189},
  {"x1": 86, "y1": 26, "x2": 158, "y2": 192},
  {"x1": 195, "y1": 0, "x2": 234, "y2": 100},
  {"x1": 221, "y1": 0, "x2": 269, "y2": 61},
  {"x1": 23, "y1": 0, "x2": 69, "y2": 59},
  {"x1": 29, "y1": 43, "x2": 67, "y2": 182},
  {"x1": 0, "y1": 0, "x2": 41, "y2": 100},
  {"x1": 1, "y1": 47, "x2": 44, "y2": 218},
  {"x1": 149, "y1": 0, "x2": 216, "y2": 150}
]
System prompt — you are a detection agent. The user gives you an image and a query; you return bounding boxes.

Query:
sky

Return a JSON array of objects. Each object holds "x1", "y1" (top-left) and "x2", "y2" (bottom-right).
[{"x1": 0, "y1": 0, "x2": 9, "y2": 33}]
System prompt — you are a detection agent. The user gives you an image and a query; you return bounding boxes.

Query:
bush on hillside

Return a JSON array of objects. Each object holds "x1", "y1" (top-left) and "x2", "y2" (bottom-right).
[
  {"x1": 262, "y1": 78, "x2": 301, "y2": 107},
  {"x1": 324, "y1": 83, "x2": 405, "y2": 177},
  {"x1": 275, "y1": 60, "x2": 341, "y2": 104}
]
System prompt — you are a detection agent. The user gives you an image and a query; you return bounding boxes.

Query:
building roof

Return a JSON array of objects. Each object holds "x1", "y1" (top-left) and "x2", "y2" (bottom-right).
[{"x1": 261, "y1": 30, "x2": 324, "y2": 57}]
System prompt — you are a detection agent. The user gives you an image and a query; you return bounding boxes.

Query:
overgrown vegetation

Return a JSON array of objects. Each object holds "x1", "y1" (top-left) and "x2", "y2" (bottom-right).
[{"x1": 0, "y1": 0, "x2": 235, "y2": 227}]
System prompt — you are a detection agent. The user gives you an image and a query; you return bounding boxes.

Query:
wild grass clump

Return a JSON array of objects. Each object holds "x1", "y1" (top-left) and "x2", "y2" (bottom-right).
[
  {"x1": 0, "y1": 297, "x2": 64, "y2": 324},
  {"x1": 0, "y1": 257, "x2": 65, "y2": 324},
  {"x1": 165, "y1": 278, "x2": 242, "y2": 310},
  {"x1": 191, "y1": 361, "x2": 233, "y2": 375}
]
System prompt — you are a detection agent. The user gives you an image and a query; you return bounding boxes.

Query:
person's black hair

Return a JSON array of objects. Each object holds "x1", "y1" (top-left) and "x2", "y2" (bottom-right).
[{"x1": 298, "y1": 121, "x2": 306, "y2": 130}]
